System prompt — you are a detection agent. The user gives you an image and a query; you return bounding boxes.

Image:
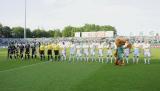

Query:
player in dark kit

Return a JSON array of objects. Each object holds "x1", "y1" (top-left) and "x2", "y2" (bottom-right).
[
  {"x1": 25, "y1": 43, "x2": 30, "y2": 59},
  {"x1": 31, "y1": 42, "x2": 37, "y2": 59},
  {"x1": 47, "y1": 43, "x2": 53, "y2": 61},
  {"x1": 7, "y1": 43, "x2": 11, "y2": 58},
  {"x1": 19, "y1": 43, "x2": 24, "y2": 60},
  {"x1": 8, "y1": 43, "x2": 12, "y2": 59},
  {"x1": 14, "y1": 44, "x2": 19, "y2": 59},
  {"x1": 8, "y1": 42, "x2": 15, "y2": 59}
]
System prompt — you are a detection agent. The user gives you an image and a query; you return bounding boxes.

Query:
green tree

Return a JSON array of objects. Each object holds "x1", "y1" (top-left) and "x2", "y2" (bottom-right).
[
  {"x1": 48, "y1": 30, "x2": 55, "y2": 37},
  {"x1": 32, "y1": 29, "x2": 50, "y2": 38},
  {"x1": 83, "y1": 24, "x2": 97, "y2": 32},
  {"x1": 0, "y1": 23, "x2": 3, "y2": 37},
  {"x1": 32, "y1": 29, "x2": 42, "y2": 38},
  {"x1": 41, "y1": 30, "x2": 48, "y2": 37},
  {"x1": 62, "y1": 26, "x2": 74, "y2": 37},
  {"x1": 54, "y1": 29, "x2": 62, "y2": 37},
  {"x1": 26, "y1": 28, "x2": 32, "y2": 38},
  {"x1": 0, "y1": 23, "x2": 117, "y2": 38},
  {"x1": 12, "y1": 27, "x2": 24, "y2": 38},
  {"x1": 2, "y1": 26, "x2": 12, "y2": 38}
]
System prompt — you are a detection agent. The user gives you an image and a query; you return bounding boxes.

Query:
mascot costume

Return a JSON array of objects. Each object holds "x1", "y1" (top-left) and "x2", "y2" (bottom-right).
[{"x1": 114, "y1": 36, "x2": 132, "y2": 65}]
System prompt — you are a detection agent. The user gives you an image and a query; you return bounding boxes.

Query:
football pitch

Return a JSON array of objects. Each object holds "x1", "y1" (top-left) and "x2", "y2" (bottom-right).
[{"x1": 0, "y1": 48, "x2": 160, "y2": 91}]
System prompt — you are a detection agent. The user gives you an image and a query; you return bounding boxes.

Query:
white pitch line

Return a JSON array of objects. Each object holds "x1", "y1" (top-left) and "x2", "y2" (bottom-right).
[{"x1": 0, "y1": 61, "x2": 48, "y2": 73}]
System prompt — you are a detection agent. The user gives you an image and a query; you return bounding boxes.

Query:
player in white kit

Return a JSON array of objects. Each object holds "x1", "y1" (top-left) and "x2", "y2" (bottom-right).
[
  {"x1": 69, "y1": 41, "x2": 75, "y2": 63},
  {"x1": 61, "y1": 42, "x2": 67, "y2": 61},
  {"x1": 106, "y1": 42, "x2": 113, "y2": 63},
  {"x1": 124, "y1": 48, "x2": 130, "y2": 64},
  {"x1": 124, "y1": 41, "x2": 130, "y2": 64},
  {"x1": 76, "y1": 42, "x2": 82, "y2": 62},
  {"x1": 83, "y1": 42, "x2": 89, "y2": 62},
  {"x1": 98, "y1": 42, "x2": 104, "y2": 63},
  {"x1": 133, "y1": 41, "x2": 140, "y2": 64},
  {"x1": 143, "y1": 41, "x2": 151, "y2": 64},
  {"x1": 90, "y1": 41, "x2": 96, "y2": 62}
]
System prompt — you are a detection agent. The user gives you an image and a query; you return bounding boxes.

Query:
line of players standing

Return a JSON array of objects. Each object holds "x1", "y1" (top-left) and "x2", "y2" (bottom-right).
[
  {"x1": 7, "y1": 41, "x2": 151, "y2": 64},
  {"x1": 7, "y1": 41, "x2": 67, "y2": 61},
  {"x1": 7, "y1": 41, "x2": 115, "y2": 63},
  {"x1": 8, "y1": 42, "x2": 37, "y2": 60}
]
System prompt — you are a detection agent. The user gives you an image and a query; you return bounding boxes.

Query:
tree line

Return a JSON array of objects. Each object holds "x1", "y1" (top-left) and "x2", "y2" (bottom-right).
[{"x1": 0, "y1": 23, "x2": 117, "y2": 38}]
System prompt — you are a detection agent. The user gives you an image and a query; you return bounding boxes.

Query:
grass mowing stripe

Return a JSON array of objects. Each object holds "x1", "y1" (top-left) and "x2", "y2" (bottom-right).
[
  {"x1": 0, "y1": 61, "x2": 46, "y2": 73},
  {"x1": 0, "y1": 60, "x2": 43, "y2": 71}
]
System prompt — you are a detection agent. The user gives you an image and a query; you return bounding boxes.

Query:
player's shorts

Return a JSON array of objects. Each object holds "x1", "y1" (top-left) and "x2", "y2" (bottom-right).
[
  {"x1": 91, "y1": 52, "x2": 95, "y2": 56},
  {"x1": 54, "y1": 50, "x2": 59, "y2": 55},
  {"x1": 107, "y1": 50, "x2": 112, "y2": 56},
  {"x1": 62, "y1": 50, "x2": 66, "y2": 54},
  {"x1": 25, "y1": 51, "x2": 30, "y2": 54},
  {"x1": 90, "y1": 50, "x2": 95, "y2": 56},
  {"x1": 134, "y1": 53, "x2": 139, "y2": 57},
  {"x1": 70, "y1": 50, "x2": 75, "y2": 55},
  {"x1": 40, "y1": 50, "x2": 44, "y2": 54},
  {"x1": 15, "y1": 50, "x2": 18, "y2": 54},
  {"x1": 124, "y1": 49, "x2": 130, "y2": 56},
  {"x1": 13, "y1": 50, "x2": 16, "y2": 54},
  {"x1": 134, "y1": 50, "x2": 139, "y2": 56},
  {"x1": 48, "y1": 50, "x2": 52, "y2": 55},
  {"x1": 124, "y1": 51, "x2": 129, "y2": 57},
  {"x1": 32, "y1": 51, "x2": 36, "y2": 55},
  {"x1": 9, "y1": 50, "x2": 14, "y2": 54},
  {"x1": 62, "y1": 51, "x2": 66, "y2": 57},
  {"x1": 20, "y1": 50, "x2": 24, "y2": 54},
  {"x1": 76, "y1": 53, "x2": 82, "y2": 57},
  {"x1": 134, "y1": 49, "x2": 139, "y2": 56},
  {"x1": 144, "y1": 52, "x2": 151, "y2": 57},
  {"x1": 124, "y1": 52, "x2": 129, "y2": 57},
  {"x1": 84, "y1": 50, "x2": 89, "y2": 56},
  {"x1": 99, "y1": 50, "x2": 103, "y2": 57}
]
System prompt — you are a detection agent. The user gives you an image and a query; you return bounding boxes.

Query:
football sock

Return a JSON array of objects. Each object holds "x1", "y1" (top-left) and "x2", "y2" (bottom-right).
[{"x1": 144, "y1": 58, "x2": 147, "y2": 64}]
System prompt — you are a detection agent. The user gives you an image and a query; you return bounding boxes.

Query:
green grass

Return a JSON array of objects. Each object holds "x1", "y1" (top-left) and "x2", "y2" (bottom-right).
[{"x1": 0, "y1": 48, "x2": 160, "y2": 91}]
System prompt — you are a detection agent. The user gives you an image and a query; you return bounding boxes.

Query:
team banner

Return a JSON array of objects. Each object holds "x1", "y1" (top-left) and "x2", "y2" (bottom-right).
[{"x1": 79, "y1": 31, "x2": 114, "y2": 38}]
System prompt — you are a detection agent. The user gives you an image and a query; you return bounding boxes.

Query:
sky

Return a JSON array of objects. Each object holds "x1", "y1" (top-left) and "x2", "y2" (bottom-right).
[{"x1": 0, "y1": 0, "x2": 160, "y2": 36}]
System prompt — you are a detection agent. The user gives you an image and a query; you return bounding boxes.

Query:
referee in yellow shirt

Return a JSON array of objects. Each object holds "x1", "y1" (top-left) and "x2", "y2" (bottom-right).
[
  {"x1": 53, "y1": 42, "x2": 60, "y2": 61},
  {"x1": 39, "y1": 43, "x2": 45, "y2": 61},
  {"x1": 47, "y1": 43, "x2": 53, "y2": 61}
]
